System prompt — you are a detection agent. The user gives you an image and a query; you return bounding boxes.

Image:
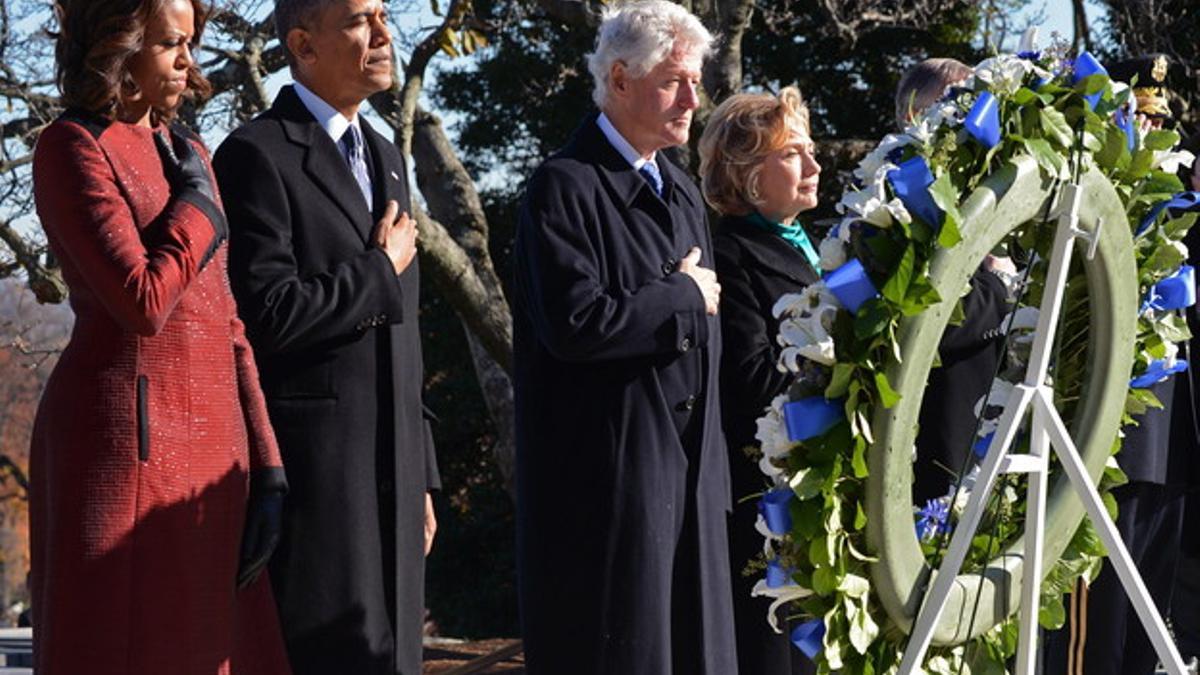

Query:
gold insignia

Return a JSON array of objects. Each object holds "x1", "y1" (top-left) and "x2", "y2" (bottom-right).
[{"x1": 1152, "y1": 55, "x2": 1168, "y2": 83}]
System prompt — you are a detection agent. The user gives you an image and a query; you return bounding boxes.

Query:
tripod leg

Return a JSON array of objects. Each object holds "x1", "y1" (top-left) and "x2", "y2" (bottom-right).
[{"x1": 1038, "y1": 390, "x2": 1188, "y2": 675}]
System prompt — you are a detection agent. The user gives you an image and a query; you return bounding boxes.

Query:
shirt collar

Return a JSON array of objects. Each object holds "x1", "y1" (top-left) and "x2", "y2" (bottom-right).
[
  {"x1": 293, "y1": 80, "x2": 361, "y2": 146},
  {"x1": 596, "y1": 112, "x2": 655, "y2": 170}
]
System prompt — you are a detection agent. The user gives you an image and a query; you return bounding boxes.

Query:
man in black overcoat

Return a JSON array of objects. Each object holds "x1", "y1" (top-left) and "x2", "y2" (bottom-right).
[
  {"x1": 212, "y1": 1, "x2": 439, "y2": 673},
  {"x1": 512, "y1": 1, "x2": 736, "y2": 673}
]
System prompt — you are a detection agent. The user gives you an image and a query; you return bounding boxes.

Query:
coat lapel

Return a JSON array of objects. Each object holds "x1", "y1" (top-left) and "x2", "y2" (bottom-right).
[
  {"x1": 720, "y1": 215, "x2": 821, "y2": 286},
  {"x1": 274, "y1": 86, "x2": 373, "y2": 244},
  {"x1": 362, "y1": 118, "x2": 408, "y2": 220}
]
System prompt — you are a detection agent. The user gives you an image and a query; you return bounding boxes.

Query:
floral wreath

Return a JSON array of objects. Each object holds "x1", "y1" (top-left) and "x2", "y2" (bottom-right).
[{"x1": 747, "y1": 33, "x2": 1200, "y2": 674}]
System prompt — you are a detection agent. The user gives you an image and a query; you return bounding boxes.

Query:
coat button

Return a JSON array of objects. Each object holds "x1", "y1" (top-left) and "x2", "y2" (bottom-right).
[
  {"x1": 679, "y1": 335, "x2": 692, "y2": 352},
  {"x1": 662, "y1": 258, "x2": 677, "y2": 276},
  {"x1": 677, "y1": 395, "x2": 697, "y2": 412}
]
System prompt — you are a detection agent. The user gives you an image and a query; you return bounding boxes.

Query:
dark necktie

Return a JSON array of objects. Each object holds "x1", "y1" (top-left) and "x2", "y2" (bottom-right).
[
  {"x1": 341, "y1": 124, "x2": 373, "y2": 210},
  {"x1": 638, "y1": 160, "x2": 663, "y2": 197}
]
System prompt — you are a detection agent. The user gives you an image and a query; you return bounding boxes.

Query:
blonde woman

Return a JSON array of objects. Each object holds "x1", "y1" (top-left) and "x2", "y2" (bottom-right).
[{"x1": 699, "y1": 87, "x2": 820, "y2": 675}]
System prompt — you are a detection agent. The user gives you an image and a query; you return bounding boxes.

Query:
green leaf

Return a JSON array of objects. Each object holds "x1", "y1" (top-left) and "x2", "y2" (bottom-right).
[
  {"x1": 853, "y1": 298, "x2": 889, "y2": 340},
  {"x1": 928, "y1": 173, "x2": 964, "y2": 248},
  {"x1": 1039, "y1": 594, "x2": 1066, "y2": 629},
  {"x1": 851, "y1": 437, "x2": 868, "y2": 479},
  {"x1": 1127, "y1": 148, "x2": 1155, "y2": 180},
  {"x1": 874, "y1": 371, "x2": 901, "y2": 408},
  {"x1": 881, "y1": 245, "x2": 915, "y2": 303},
  {"x1": 1144, "y1": 129, "x2": 1181, "y2": 151},
  {"x1": 1040, "y1": 107, "x2": 1074, "y2": 148},
  {"x1": 795, "y1": 500, "x2": 824, "y2": 538},
  {"x1": 790, "y1": 466, "x2": 825, "y2": 500},
  {"x1": 853, "y1": 500, "x2": 867, "y2": 530},
  {"x1": 1023, "y1": 137, "x2": 1066, "y2": 177},
  {"x1": 1074, "y1": 73, "x2": 1108, "y2": 96},
  {"x1": 1095, "y1": 124, "x2": 1130, "y2": 171},
  {"x1": 812, "y1": 565, "x2": 838, "y2": 595}
]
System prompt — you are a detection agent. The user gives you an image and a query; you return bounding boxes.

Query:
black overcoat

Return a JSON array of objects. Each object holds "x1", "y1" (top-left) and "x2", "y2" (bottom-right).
[
  {"x1": 913, "y1": 270, "x2": 1008, "y2": 503},
  {"x1": 512, "y1": 113, "x2": 737, "y2": 675},
  {"x1": 714, "y1": 214, "x2": 819, "y2": 675},
  {"x1": 212, "y1": 85, "x2": 440, "y2": 675}
]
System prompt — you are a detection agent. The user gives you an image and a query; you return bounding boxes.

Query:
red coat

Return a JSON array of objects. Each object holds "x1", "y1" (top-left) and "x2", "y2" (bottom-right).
[{"x1": 29, "y1": 112, "x2": 292, "y2": 675}]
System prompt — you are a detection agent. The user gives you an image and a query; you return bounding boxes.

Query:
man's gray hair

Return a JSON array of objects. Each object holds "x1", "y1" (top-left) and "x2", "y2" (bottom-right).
[
  {"x1": 586, "y1": 0, "x2": 713, "y2": 108},
  {"x1": 275, "y1": 0, "x2": 328, "y2": 67}
]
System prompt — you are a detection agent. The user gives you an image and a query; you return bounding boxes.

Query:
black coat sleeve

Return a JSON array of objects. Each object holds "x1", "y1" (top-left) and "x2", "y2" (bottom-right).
[
  {"x1": 714, "y1": 239, "x2": 792, "y2": 417},
  {"x1": 213, "y1": 135, "x2": 405, "y2": 356},
  {"x1": 514, "y1": 164, "x2": 709, "y2": 363},
  {"x1": 940, "y1": 268, "x2": 1008, "y2": 358}
]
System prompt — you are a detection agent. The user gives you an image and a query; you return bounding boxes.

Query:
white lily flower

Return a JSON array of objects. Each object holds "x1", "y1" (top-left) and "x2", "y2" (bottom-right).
[
  {"x1": 818, "y1": 236, "x2": 848, "y2": 272},
  {"x1": 854, "y1": 133, "x2": 912, "y2": 182},
  {"x1": 1153, "y1": 149, "x2": 1195, "y2": 174},
  {"x1": 974, "y1": 54, "x2": 1043, "y2": 96},
  {"x1": 774, "y1": 284, "x2": 840, "y2": 368},
  {"x1": 751, "y1": 579, "x2": 814, "y2": 634},
  {"x1": 754, "y1": 394, "x2": 794, "y2": 465}
]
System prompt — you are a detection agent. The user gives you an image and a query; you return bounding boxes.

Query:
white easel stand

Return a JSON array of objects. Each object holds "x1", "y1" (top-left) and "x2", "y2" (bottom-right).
[{"x1": 897, "y1": 183, "x2": 1188, "y2": 675}]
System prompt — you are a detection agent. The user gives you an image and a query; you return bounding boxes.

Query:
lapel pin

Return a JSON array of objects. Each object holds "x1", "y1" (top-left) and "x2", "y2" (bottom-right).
[{"x1": 391, "y1": 171, "x2": 400, "y2": 181}]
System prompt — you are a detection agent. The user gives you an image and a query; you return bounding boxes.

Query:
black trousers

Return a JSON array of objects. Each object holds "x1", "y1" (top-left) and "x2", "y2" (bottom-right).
[{"x1": 1042, "y1": 482, "x2": 1185, "y2": 675}]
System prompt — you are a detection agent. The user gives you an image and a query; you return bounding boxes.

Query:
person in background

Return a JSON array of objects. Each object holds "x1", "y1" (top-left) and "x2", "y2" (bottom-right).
[
  {"x1": 895, "y1": 58, "x2": 1015, "y2": 505},
  {"x1": 30, "y1": 0, "x2": 290, "y2": 672},
  {"x1": 512, "y1": 2, "x2": 736, "y2": 672},
  {"x1": 1043, "y1": 54, "x2": 1189, "y2": 675},
  {"x1": 1169, "y1": 130, "x2": 1200, "y2": 670},
  {"x1": 699, "y1": 87, "x2": 822, "y2": 675},
  {"x1": 213, "y1": 0, "x2": 440, "y2": 673}
]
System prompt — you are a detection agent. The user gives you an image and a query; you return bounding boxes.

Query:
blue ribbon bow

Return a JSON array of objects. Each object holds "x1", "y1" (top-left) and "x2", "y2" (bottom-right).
[
  {"x1": 791, "y1": 619, "x2": 826, "y2": 661},
  {"x1": 760, "y1": 488, "x2": 794, "y2": 535},
  {"x1": 825, "y1": 259, "x2": 880, "y2": 315},
  {"x1": 965, "y1": 91, "x2": 1002, "y2": 149},
  {"x1": 765, "y1": 557, "x2": 792, "y2": 588},
  {"x1": 1130, "y1": 359, "x2": 1190, "y2": 389},
  {"x1": 887, "y1": 157, "x2": 943, "y2": 228},
  {"x1": 1137, "y1": 192, "x2": 1200, "y2": 237},
  {"x1": 1141, "y1": 265, "x2": 1196, "y2": 314},
  {"x1": 1072, "y1": 52, "x2": 1108, "y2": 109},
  {"x1": 783, "y1": 397, "x2": 845, "y2": 442}
]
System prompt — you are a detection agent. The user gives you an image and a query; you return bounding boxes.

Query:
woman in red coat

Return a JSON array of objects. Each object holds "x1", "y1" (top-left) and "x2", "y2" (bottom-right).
[{"x1": 30, "y1": 1, "x2": 292, "y2": 673}]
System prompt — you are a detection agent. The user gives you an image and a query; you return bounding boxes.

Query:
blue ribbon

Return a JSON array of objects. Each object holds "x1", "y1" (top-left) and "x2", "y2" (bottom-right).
[
  {"x1": 1137, "y1": 192, "x2": 1200, "y2": 236},
  {"x1": 1141, "y1": 265, "x2": 1196, "y2": 314},
  {"x1": 972, "y1": 431, "x2": 995, "y2": 459},
  {"x1": 1130, "y1": 359, "x2": 1189, "y2": 389},
  {"x1": 887, "y1": 157, "x2": 943, "y2": 228},
  {"x1": 783, "y1": 397, "x2": 844, "y2": 442},
  {"x1": 760, "y1": 488, "x2": 794, "y2": 535},
  {"x1": 964, "y1": 91, "x2": 1001, "y2": 148},
  {"x1": 825, "y1": 259, "x2": 880, "y2": 314},
  {"x1": 765, "y1": 557, "x2": 792, "y2": 588},
  {"x1": 916, "y1": 498, "x2": 952, "y2": 540},
  {"x1": 791, "y1": 619, "x2": 826, "y2": 661},
  {"x1": 1072, "y1": 52, "x2": 1107, "y2": 109}
]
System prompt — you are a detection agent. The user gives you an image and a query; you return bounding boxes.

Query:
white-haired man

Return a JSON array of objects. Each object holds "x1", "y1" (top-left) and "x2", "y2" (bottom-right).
[{"x1": 512, "y1": 2, "x2": 736, "y2": 673}]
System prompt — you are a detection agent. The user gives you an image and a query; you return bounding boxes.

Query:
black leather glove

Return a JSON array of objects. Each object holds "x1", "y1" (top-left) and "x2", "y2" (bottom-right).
[
  {"x1": 154, "y1": 127, "x2": 228, "y2": 267},
  {"x1": 154, "y1": 127, "x2": 219, "y2": 205},
  {"x1": 236, "y1": 468, "x2": 287, "y2": 590}
]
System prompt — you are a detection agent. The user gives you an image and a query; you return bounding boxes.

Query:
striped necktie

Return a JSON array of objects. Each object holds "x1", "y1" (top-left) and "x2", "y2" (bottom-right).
[
  {"x1": 638, "y1": 161, "x2": 664, "y2": 197},
  {"x1": 341, "y1": 124, "x2": 373, "y2": 210}
]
